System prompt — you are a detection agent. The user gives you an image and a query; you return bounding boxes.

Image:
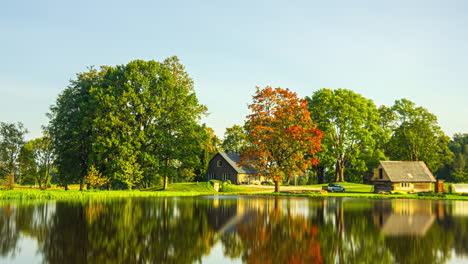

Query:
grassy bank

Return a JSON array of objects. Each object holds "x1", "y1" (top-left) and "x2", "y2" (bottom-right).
[
  {"x1": 0, "y1": 182, "x2": 265, "y2": 200},
  {"x1": 260, "y1": 182, "x2": 468, "y2": 201},
  {"x1": 259, "y1": 192, "x2": 468, "y2": 201},
  {"x1": 3, "y1": 181, "x2": 468, "y2": 201}
]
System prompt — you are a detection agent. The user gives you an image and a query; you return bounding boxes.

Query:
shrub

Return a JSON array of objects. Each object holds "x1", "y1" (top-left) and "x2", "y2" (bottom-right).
[
  {"x1": 208, "y1": 180, "x2": 221, "y2": 186},
  {"x1": 1, "y1": 173, "x2": 15, "y2": 190},
  {"x1": 85, "y1": 166, "x2": 110, "y2": 189},
  {"x1": 390, "y1": 191, "x2": 407, "y2": 195}
]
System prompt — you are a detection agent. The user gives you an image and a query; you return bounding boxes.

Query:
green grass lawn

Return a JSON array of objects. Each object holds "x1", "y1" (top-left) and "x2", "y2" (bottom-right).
[
  {"x1": 3, "y1": 181, "x2": 468, "y2": 201},
  {"x1": 0, "y1": 182, "x2": 266, "y2": 200}
]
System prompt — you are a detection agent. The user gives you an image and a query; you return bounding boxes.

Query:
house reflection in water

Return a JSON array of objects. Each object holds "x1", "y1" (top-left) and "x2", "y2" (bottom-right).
[{"x1": 374, "y1": 200, "x2": 436, "y2": 236}]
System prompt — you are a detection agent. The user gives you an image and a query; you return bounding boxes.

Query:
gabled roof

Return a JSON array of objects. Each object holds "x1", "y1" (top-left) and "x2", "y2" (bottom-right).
[
  {"x1": 380, "y1": 161, "x2": 436, "y2": 183},
  {"x1": 218, "y1": 152, "x2": 256, "y2": 174}
]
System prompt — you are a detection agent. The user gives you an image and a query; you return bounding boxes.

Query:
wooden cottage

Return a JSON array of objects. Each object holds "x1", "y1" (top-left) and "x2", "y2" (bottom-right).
[
  {"x1": 372, "y1": 161, "x2": 436, "y2": 193},
  {"x1": 374, "y1": 200, "x2": 435, "y2": 236},
  {"x1": 207, "y1": 152, "x2": 259, "y2": 184}
]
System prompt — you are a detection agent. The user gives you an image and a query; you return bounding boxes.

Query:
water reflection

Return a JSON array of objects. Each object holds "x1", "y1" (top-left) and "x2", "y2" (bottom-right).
[{"x1": 1, "y1": 197, "x2": 468, "y2": 264}]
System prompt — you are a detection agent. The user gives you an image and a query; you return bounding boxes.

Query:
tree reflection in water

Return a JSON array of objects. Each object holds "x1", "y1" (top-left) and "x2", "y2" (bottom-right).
[{"x1": 0, "y1": 197, "x2": 468, "y2": 264}]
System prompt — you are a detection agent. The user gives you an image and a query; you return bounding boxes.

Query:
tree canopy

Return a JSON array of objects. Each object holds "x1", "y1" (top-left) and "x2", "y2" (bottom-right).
[
  {"x1": 221, "y1": 125, "x2": 247, "y2": 153},
  {"x1": 383, "y1": 99, "x2": 453, "y2": 173},
  {"x1": 240, "y1": 86, "x2": 323, "y2": 192},
  {"x1": 0, "y1": 122, "x2": 28, "y2": 181},
  {"x1": 306, "y1": 89, "x2": 384, "y2": 182},
  {"x1": 48, "y1": 57, "x2": 207, "y2": 190}
]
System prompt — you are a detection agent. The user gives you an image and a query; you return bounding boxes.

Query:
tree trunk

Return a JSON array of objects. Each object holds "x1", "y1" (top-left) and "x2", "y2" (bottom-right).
[
  {"x1": 163, "y1": 175, "x2": 168, "y2": 190},
  {"x1": 334, "y1": 157, "x2": 345, "y2": 182},
  {"x1": 107, "y1": 182, "x2": 111, "y2": 191},
  {"x1": 274, "y1": 180, "x2": 280, "y2": 193},
  {"x1": 317, "y1": 166, "x2": 325, "y2": 184},
  {"x1": 10, "y1": 169, "x2": 15, "y2": 184},
  {"x1": 79, "y1": 178, "x2": 84, "y2": 191},
  {"x1": 64, "y1": 184, "x2": 69, "y2": 191},
  {"x1": 163, "y1": 159, "x2": 169, "y2": 190}
]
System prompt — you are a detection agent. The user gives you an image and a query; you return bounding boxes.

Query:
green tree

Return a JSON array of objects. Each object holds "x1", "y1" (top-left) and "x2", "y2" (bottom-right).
[
  {"x1": 306, "y1": 89, "x2": 384, "y2": 182},
  {"x1": 385, "y1": 99, "x2": 453, "y2": 172},
  {"x1": 48, "y1": 68, "x2": 104, "y2": 190},
  {"x1": 49, "y1": 57, "x2": 207, "y2": 190},
  {"x1": 241, "y1": 86, "x2": 323, "y2": 192},
  {"x1": 19, "y1": 136, "x2": 54, "y2": 190},
  {"x1": 0, "y1": 122, "x2": 28, "y2": 182},
  {"x1": 222, "y1": 125, "x2": 247, "y2": 153},
  {"x1": 197, "y1": 126, "x2": 221, "y2": 181},
  {"x1": 91, "y1": 58, "x2": 207, "y2": 189},
  {"x1": 438, "y1": 133, "x2": 468, "y2": 182}
]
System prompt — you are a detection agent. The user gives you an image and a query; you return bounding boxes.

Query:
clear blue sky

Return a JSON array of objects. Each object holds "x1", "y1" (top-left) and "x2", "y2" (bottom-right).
[{"x1": 1, "y1": 0, "x2": 467, "y2": 139}]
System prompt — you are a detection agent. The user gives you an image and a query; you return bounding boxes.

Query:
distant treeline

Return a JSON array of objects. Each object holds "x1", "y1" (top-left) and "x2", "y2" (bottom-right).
[{"x1": 0, "y1": 57, "x2": 466, "y2": 190}]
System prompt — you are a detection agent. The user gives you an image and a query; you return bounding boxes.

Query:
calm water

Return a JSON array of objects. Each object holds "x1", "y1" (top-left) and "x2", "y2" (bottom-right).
[{"x1": 1, "y1": 196, "x2": 468, "y2": 264}]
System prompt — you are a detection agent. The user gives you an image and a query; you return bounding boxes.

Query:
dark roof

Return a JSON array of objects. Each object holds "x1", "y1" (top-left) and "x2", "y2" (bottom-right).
[
  {"x1": 380, "y1": 161, "x2": 436, "y2": 183},
  {"x1": 218, "y1": 152, "x2": 257, "y2": 174}
]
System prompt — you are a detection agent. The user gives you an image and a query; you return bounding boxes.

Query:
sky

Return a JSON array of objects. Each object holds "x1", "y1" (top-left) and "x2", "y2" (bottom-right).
[{"x1": 1, "y1": 0, "x2": 467, "y2": 140}]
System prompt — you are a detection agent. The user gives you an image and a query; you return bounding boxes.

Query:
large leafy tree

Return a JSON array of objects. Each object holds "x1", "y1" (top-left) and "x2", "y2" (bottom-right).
[
  {"x1": 0, "y1": 122, "x2": 28, "y2": 182},
  {"x1": 240, "y1": 86, "x2": 323, "y2": 192},
  {"x1": 48, "y1": 68, "x2": 104, "y2": 190},
  {"x1": 384, "y1": 99, "x2": 453, "y2": 172},
  {"x1": 221, "y1": 125, "x2": 247, "y2": 153},
  {"x1": 91, "y1": 59, "x2": 206, "y2": 189},
  {"x1": 49, "y1": 57, "x2": 206, "y2": 190},
  {"x1": 306, "y1": 89, "x2": 384, "y2": 182}
]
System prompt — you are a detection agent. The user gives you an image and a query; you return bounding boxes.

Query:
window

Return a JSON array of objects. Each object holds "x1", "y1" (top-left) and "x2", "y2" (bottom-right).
[
  {"x1": 208, "y1": 173, "x2": 215, "y2": 180},
  {"x1": 217, "y1": 160, "x2": 223, "y2": 167},
  {"x1": 379, "y1": 168, "x2": 383, "y2": 179},
  {"x1": 222, "y1": 173, "x2": 229, "y2": 181}
]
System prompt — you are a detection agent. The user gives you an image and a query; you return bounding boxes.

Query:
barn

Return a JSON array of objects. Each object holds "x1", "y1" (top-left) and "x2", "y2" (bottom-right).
[
  {"x1": 207, "y1": 152, "x2": 259, "y2": 184},
  {"x1": 372, "y1": 161, "x2": 436, "y2": 193}
]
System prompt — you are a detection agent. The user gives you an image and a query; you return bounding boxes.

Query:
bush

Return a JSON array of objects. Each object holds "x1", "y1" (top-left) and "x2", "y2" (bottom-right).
[
  {"x1": 297, "y1": 178, "x2": 308, "y2": 185},
  {"x1": 85, "y1": 166, "x2": 110, "y2": 189},
  {"x1": 390, "y1": 191, "x2": 407, "y2": 195},
  {"x1": 444, "y1": 184, "x2": 453, "y2": 194},
  {"x1": 1, "y1": 174, "x2": 15, "y2": 190},
  {"x1": 208, "y1": 180, "x2": 221, "y2": 186}
]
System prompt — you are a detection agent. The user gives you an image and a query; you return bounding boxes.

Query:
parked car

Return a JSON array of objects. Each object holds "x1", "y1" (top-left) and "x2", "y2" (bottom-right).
[{"x1": 322, "y1": 183, "x2": 345, "y2": 192}]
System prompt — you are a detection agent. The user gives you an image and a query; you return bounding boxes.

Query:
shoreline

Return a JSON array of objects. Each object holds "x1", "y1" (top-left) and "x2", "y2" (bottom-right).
[{"x1": 2, "y1": 188, "x2": 468, "y2": 201}]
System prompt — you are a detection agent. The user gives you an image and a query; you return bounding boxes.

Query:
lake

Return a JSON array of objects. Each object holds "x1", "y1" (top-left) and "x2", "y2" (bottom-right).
[{"x1": 1, "y1": 196, "x2": 468, "y2": 264}]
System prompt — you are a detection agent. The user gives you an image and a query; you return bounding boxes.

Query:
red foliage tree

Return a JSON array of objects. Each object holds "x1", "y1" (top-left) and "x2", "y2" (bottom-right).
[{"x1": 240, "y1": 86, "x2": 323, "y2": 192}]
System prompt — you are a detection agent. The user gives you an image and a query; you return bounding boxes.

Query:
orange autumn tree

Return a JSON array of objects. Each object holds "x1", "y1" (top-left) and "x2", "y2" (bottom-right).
[{"x1": 239, "y1": 86, "x2": 323, "y2": 192}]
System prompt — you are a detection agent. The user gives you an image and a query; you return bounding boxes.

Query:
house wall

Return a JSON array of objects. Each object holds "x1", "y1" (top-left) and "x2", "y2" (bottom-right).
[
  {"x1": 373, "y1": 181, "x2": 394, "y2": 193},
  {"x1": 207, "y1": 154, "x2": 239, "y2": 184},
  {"x1": 372, "y1": 164, "x2": 391, "y2": 182},
  {"x1": 237, "y1": 174, "x2": 266, "y2": 184},
  {"x1": 393, "y1": 182, "x2": 432, "y2": 192}
]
